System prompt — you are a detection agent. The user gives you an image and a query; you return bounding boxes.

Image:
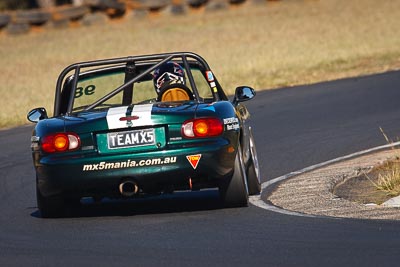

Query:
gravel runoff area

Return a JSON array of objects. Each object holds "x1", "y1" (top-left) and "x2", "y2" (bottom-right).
[{"x1": 268, "y1": 149, "x2": 400, "y2": 220}]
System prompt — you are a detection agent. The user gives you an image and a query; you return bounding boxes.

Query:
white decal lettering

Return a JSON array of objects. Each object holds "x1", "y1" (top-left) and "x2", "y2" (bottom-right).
[
  {"x1": 109, "y1": 136, "x2": 116, "y2": 147},
  {"x1": 82, "y1": 157, "x2": 177, "y2": 171},
  {"x1": 124, "y1": 134, "x2": 131, "y2": 145},
  {"x1": 131, "y1": 132, "x2": 139, "y2": 144},
  {"x1": 117, "y1": 135, "x2": 123, "y2": 146},
  {"x1": 223, "y1": 117, "x2": 239, "y2": 125}
]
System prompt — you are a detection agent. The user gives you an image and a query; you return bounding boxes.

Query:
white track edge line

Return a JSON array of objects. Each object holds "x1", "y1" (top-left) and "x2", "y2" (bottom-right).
[{"x1": 249, "y1": 141, "x2": 400, "y2": 217}]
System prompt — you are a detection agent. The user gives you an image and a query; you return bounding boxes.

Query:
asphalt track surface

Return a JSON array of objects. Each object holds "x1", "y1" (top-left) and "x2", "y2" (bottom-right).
[{"x1": 1, "y1": 71, "x2": 400, "y2": 266}]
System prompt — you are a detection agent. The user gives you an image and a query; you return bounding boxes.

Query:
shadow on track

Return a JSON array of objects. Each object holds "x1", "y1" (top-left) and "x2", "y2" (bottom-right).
[{"x1": 30, "y1": 190, "x2": 224, "y2": 218}]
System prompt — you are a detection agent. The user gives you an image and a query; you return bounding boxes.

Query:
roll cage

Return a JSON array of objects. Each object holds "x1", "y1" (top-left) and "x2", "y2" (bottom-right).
[{"x1": 54, "y1": 52, "x2": 228, "y2": 116}]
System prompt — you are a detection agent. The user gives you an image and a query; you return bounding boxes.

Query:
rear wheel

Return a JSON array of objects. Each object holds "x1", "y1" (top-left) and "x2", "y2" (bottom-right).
[
  {"x1": 247, "y1": 129, "x2": 261, "y2": 195},
  {"x1": 219, "y1": 145, "x2": 249, "y2": 208},
  {"x1": 36, "y1": 187, "x2": 65, "y2": 218}
]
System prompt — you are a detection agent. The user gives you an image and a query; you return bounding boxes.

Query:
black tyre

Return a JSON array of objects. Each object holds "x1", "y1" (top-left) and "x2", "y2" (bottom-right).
[
  {"x1": 141, "y1": 0, "x2": 170, "y2": 12},
  {"x1": 220, "y1": 145, "x2": 249, "y2": 208},
  {"x1": 37, "y1": 187, "x2": 66, "y2": 218},
  {"x1": 91, "y1": 0, "x2": 127, "y2": 17},
  {"x1": 0, "y1": 13, "x2": 11, "y2": 28},
  {"x1": 247, "y1": 128, "x2": 261, "y2": 195},
  {"x1": 15, "y1": 9, "x2": 51, "y2": 26},
  {"x1": 53, "y1": 5, "x2": 90, "y2": 21},
  {"x1": 187, "y1": 0, "x2": 208, "y2": 8},
  {"x1": 229, "y1": 0, "x2": 246, "y2": 5},
  {"x1": 88, "y1": 0, "x2": 126, "y2": 10}
]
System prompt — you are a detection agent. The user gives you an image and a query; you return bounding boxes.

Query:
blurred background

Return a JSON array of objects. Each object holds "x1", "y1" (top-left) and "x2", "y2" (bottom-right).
[
  {"x1": 0, "y1": 0, "x2": 76, "y2": 10},
  {"x1": 0, "y1": 0, "x2": 399, "y2": 129}
]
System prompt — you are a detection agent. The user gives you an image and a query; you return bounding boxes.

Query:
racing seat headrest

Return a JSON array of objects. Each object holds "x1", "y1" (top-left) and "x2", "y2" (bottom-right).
[{"x1": 157, "y1": 83, "x2": 194, "y2": 102}]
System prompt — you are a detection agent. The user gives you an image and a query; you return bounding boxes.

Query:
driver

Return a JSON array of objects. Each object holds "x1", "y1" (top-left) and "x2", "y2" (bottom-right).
[{"x1": 153, "y1": 61, "x2": 186, "y2": 94}]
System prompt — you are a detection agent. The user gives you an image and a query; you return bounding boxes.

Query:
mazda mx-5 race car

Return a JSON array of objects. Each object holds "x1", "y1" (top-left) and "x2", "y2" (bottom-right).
[{"x1": 27, "y1": 52, "x2": 260, "y2": 217}]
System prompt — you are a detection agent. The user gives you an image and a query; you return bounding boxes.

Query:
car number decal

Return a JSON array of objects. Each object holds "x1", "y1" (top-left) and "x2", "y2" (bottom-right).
[
  {"x1": 75, "y1": 85, "x2": 96, "y2": 98},
  {"x1": 186, "y1": 154, "x2": 202, "y2": 169},
  {"x1": 106, "y1": 104, "x2": 153, "y2": 129}
]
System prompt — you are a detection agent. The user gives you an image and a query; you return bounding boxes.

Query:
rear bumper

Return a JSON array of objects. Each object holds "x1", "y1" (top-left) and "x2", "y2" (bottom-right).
[{"x1": 35, "y1": 142, "x2": 236, "y2": 198}]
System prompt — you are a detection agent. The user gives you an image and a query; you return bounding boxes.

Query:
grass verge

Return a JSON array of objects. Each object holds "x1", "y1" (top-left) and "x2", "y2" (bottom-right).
[
  {"x1": 367, "y1": 128, "x2": 400, "y2": 198},
  {"x1": 334, "y1": 125, "x2": 400, "y2": 204},
  {"x1": 1, "y1": 0, "x2": 400, "y2": 129},
  {"x1": 374, "y1": 161, "x2": 400, "y2": 197}
]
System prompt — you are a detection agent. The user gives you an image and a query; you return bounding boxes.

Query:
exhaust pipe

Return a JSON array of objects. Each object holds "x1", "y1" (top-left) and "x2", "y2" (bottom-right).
[{"x1": 119, "y1": 180, "x2": 139, "y2": 197}]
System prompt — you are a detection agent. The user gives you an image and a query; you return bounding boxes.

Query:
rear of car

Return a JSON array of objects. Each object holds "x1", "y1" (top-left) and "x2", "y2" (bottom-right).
[
  {"x1": 28, "y1": 52, "x2": 259, "y2": 217},
  {"x1": 34, "y1": 102, "x2": 238, "y2": 199}
]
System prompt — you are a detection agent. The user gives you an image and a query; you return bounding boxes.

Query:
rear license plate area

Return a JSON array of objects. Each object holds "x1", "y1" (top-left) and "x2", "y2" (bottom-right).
[{"x1": 107, "y1": 128, "x2": 155, "y2": 149}]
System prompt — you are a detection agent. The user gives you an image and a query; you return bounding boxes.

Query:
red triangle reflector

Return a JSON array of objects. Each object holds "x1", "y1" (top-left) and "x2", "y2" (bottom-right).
[{"x1": 186, "y1": 154, "x2": 202, "y2": 169}]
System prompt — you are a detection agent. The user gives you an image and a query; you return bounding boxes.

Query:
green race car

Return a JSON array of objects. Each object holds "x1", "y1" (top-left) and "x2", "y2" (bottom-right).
[{"x1": 27, "y1": 52, "x2": 260, "y2": 218}]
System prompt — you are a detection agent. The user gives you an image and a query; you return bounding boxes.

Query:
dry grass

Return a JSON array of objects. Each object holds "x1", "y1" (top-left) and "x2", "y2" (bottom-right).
[
  {"x1": 1, "y1": 0, "x2": 400, "y2": 129},
  {"x1": 369, "y1": 128, "x2": 400, "y2": 197},
  {"x1": 366, "y1": 161, "x2": 400, "y2": 197},
  {"x1": 376, "y1": 163, "x2": 400, "y2": 196}
]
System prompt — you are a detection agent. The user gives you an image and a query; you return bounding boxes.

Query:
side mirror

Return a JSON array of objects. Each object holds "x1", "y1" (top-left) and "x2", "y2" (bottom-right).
[
  {"x1": 233, "y1": 86, "x2": 256, "y2": 104},
  {"x1": 27, "y1": 107, "x2": 48, "y2": 123}
]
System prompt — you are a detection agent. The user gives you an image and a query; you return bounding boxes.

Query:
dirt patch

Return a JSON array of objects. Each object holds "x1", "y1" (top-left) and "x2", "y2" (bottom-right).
[
  {"x1": 334, "y1": 160, "x2": 400, "y2": 205},
  {"x1": 267, "y1": 149, "x2": 400, "y2": 219}
]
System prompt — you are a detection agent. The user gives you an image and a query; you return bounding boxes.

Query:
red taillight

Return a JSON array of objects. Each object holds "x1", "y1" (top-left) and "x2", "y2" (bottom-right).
[
  {"x1": 41, "y1": 133, "x2": 80, "y2": 153},
  {"x1": 182, "y1": 118, "x2": 224, "y2": 138}
]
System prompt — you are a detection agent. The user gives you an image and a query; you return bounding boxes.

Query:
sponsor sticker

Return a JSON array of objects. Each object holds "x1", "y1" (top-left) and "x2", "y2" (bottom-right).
[
  {"x1": 186, "y1": 154, "x2": 202, "y2": 169},
  {"x1": 206, "y1": 71, "x2": 214, "y2": 82},
  {"x1": 224, "y1": 117, "x2": 240, "y2": 131},
  {"x1": 82, "y1": 156, "x2": 177, "y2": 171},
  {"x1": 226, "y1": 123, "x2": 240, "y2": 130},
  {"x1": 223, "y1": 117, "x2": 239, "y2": 124},
  {"x1": 31, "y1": 136, "x2": 40, "y2": 142}
]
